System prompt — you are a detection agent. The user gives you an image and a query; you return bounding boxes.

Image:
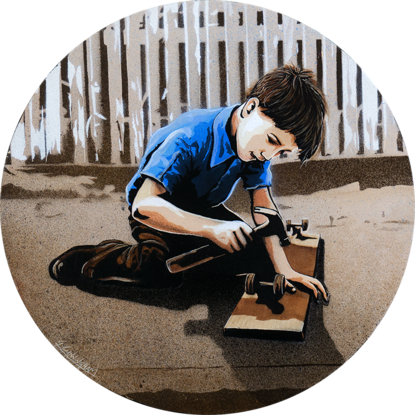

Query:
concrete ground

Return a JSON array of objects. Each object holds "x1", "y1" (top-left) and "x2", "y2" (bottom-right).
[{"x1": 1, "y1": 165, "x2": 413, "y2": 413}]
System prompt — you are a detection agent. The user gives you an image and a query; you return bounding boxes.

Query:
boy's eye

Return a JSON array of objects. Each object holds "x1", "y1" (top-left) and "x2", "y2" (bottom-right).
[{"x1": 267, "y1": 135, "x2": 278, "y2": 145}]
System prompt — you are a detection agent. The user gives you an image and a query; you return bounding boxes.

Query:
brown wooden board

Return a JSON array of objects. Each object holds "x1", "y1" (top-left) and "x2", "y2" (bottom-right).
[
  {"x1": 283, "y1": 233, "x2": 321, "y2": 277},
  {"x1": 224, "y1": 290, "x2": 311, "y2": 341},
  {"x1": 224, "y1": 233, "x2": 321, "y2": 341}
]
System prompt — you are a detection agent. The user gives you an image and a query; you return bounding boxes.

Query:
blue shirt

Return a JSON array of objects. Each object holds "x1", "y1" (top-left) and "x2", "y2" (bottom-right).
[{"x1": 126, "y1": 105, "x2": 272, "y2": 213}]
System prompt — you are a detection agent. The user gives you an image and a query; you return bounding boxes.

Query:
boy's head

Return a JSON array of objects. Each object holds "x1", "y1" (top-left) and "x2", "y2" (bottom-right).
[{"x1": 235, "y1": 64, "x2": 327, "y2": 164}]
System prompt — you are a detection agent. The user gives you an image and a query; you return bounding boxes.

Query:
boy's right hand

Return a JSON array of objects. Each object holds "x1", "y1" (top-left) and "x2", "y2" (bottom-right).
[{"x1": 205, "y1": 221, "x2": 253, "y2": 253}]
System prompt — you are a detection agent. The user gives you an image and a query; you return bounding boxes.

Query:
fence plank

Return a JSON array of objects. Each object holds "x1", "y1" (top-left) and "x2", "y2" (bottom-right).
[
  {"x1": 322, "y1": 38, "x2": 340, "y2": 158},
  {"x1": 146, "y1": 6, "x2": 162, "y2": 133},
  {"x1": 59, "y1": 56, "x2": 75, "y2": 163},
  {"x1": 104, "y1": 19, "x2": 129, "y2": 165},
  {"x1": 282, "y1": 14, "x2": 300, "y2": 66},
  {"x1": 263, "y1": 5, "x2": 281, "y2": 73},
  {"x1": 10, "y1": 1, "x2": 408, "y2": 165},
  {"x1": 225, "y1": 1, "x2": 245, "y2": 105},
  {"x1": 68, "y1": 45, "x2": 87, "y2": 164},
  {"x1": 82, "y1": 40, "x2": 94, "y2": 163},
  {"x1": 244, "y1": 4, "x2": 263, "y2": 92},
  {"x1": 303, "y1": 23, "x2": 318, "y2": 79},
  {"x1": 125, "y1": 13, "x2": 145, "y2": 164},
  {"x1": 164, "y1": 3, "x2": 185, "y2": 122},
  {"x1": 356, "y1": 65, "x2": 364, "y2": 155},
  {"x1": 186, "y1": 1, "x2": 201, "y2": 111},
  {"x1": 45, "y1": 63, "x2": 62, "y2": 163},
  {"x1": 341, "y1": 52, "x2": 358, "y2": 157},
  {"x1": 120, "y1": 18, "x2": 131, "y2": 164},
  {"x1": 10, "y1": 114, "x2": 26, "y2": 165},
  {"x1": 28, "y1": 87, "x2": 46, "y2": 162},
  {"x1": 397, "y1": 129, "x2": 404, "y2": 153},
  {"x1": 86, "y1": 31, "x2": 112, "y2": 163},
  {"x1": 336, "y1": 46, "x2": 345, "y2": 155},
  {"x1": 376, "y1": 91, "x2": 384, "y2": 154},
  {"x1": 383, "y1": 101, "x2": 401, "y2": 156},
  {"x1": 316, "y1": 38, "x2": 325, "y2": 156},
  {"x1": 361, "y1": 71, "x2": 379, "y2": 156},
  {"x1": 384, "y1": 103, "x2": 403, "y2": 156},
  {"x1": 206, "y1": 0, "x2": 226, "y2": 108},
  {"x1": 23, "y1": 105, "x2": 31, "y2": 162}
]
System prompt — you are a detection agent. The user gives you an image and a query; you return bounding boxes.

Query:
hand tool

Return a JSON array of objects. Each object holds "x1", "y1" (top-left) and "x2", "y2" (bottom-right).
[{"x1": 166, "y1": 207, "x2": 289, "y2": 273}]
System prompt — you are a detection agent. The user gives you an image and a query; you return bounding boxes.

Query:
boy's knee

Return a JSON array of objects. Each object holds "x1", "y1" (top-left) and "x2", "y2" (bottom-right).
[{"x1": 119, "y1": 242, "x2": 171, "y2": 288}]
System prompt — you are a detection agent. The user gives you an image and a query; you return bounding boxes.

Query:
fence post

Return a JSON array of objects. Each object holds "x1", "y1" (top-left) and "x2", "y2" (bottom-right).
[
  {"x1": 376, "y1": 91, "x2": 383, "y2": 154},
  {"x1": 85, "y1": 30, "x2": 112, "y2": 164}
]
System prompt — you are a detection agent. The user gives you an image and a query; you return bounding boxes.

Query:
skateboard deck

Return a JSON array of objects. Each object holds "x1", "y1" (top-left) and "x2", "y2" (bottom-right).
[{"x1": 224, "y1": 232, "x2": 321, "y2": 341}]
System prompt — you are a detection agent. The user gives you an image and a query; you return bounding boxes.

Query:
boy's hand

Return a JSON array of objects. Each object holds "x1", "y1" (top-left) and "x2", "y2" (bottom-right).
[
  {"x1": 205, "y1": 221, "x2": 253, "y2": 253},
  {"x1": 285, "y1": 272, "x2": 329, "y2": 302}
]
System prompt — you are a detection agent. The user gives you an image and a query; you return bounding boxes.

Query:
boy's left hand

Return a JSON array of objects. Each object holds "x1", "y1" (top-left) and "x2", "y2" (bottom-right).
[{"x1": 285, "y1": 272, "x2": 329, "y2": 302}]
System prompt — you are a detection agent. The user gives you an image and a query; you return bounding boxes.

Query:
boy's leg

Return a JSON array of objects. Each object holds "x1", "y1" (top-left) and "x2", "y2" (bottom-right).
[
  {"x1": 125, "y1": 211, "x2": 207, "y2": 287},
  {"x1": 129, "y1": 213, "x2": 206, "y2": 258},
  {"x1": 49, "y1": 205, "x2": 273, "y2": 286},
  {"x1": 49, "y1": 213, "x2": 180, "y2": 288}
]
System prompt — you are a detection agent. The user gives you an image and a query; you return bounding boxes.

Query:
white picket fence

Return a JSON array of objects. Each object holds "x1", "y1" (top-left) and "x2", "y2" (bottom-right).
[{"x1": 8, "y1": 0, "x2": 405, "y2": 165}]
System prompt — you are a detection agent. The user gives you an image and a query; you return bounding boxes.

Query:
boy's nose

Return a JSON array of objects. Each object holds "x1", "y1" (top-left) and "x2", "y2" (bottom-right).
[{"x1": 260, "y1": 150, "x2": 275, "y2": 161}]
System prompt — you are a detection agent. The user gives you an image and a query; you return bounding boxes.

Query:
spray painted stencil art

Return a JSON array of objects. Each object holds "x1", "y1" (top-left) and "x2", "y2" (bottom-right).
[{"x1": 1, "y1": 1, "x2": 414, "y2": 414}]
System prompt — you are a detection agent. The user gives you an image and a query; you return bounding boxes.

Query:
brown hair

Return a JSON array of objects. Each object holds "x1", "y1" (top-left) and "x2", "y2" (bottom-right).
[{"x1": 247, "y1": 64, "x2": 327, "y2": 163}]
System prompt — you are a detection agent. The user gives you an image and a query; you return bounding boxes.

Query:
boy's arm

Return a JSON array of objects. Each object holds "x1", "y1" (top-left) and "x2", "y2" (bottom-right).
[
  {"x1": 251, "y1": 187, "x2": 328, "y2": 300},
  {"x1": 132, "y1": 178, "x2": 253, "y2": 253}
]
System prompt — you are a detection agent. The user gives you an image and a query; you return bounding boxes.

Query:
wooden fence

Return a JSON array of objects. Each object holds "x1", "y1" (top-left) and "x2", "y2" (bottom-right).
[{"x1": 7, "y1": 0, "x2": 405, "y2": 166}]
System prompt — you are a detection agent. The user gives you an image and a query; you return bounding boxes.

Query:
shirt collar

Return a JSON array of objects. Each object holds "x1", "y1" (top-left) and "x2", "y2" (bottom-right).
[{"x1": 210, "y1": 104, "x2": 240, "y2": 167}]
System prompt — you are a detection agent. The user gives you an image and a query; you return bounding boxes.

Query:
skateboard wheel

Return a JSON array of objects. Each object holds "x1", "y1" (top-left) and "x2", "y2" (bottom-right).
[
  {"x1": 273, "y1": 273, "x2": 286, "y2": 297},
  {"x1": 302, "y1": 219, "x2": 309, "y2": 231},
  {"x1": 244, "y1": 273, "x2": 256, "y2": 295}
]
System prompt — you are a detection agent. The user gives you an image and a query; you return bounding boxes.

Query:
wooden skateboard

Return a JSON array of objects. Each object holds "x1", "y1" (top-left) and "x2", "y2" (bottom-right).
[{"x1": 224, "y1": 222, "x2": 322, "y2": 341}]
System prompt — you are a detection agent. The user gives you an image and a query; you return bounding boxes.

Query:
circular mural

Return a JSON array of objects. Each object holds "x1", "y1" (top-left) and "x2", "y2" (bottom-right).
[{"x1": 1, "y1": 1, "x2": 414, "y2": 414}]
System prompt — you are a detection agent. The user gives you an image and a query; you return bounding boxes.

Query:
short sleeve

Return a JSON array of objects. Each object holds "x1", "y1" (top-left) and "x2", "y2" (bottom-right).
[
  {"x1": 241, "y1": 160, "x2": 273, "y2": 190},
  {"x1": 140, "y1": 132, "x2": 192, "y2": 194}
]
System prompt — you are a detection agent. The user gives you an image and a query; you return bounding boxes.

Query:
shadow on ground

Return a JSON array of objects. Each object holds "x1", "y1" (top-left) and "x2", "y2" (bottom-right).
[
  {"x1": 3, "y1": 156, "x2": 412, "y2": 198},
  {"x1": 76, "y1": 241, "x2": 344, "y2": 414}
]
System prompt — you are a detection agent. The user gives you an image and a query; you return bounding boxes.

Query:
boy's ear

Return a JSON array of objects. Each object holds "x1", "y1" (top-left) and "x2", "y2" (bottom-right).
[
  {"x1": 247, "y1": 98, "x2": 257, "y2": 114},
  {"x1": 241, "y1": 98, "x2": 258, "y2": 118}
]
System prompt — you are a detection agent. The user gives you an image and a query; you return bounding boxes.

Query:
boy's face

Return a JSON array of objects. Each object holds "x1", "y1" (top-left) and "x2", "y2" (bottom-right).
[{"x1": 235, "y1": 99, "x2": 298, "y2": 163}]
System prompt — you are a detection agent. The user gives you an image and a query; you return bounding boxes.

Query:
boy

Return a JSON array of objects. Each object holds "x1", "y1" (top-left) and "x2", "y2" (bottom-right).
[{"x1": 50, "y1": 64, "x2": 328, "y2": 301}]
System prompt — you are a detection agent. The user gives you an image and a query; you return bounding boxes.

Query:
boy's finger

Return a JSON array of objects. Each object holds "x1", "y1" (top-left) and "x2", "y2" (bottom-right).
[
  {"x1": 302, "y1": 276, "x2": 327, "y2": 301},
  {"x1": 314, "y1": 279, "x2": 328, "y2": 300},
  {"x1": 235, "y1": 229, "x2": 248, "y2": 248},
  {"x1": 219, "y1": 238, "x2": 234, "y2": 253},
  {"x1": 302, "y1": 280, "x2": 318, "y2": 298},
  {"x1": 230, "y1": 236, "x2": 241, "y2": 252},
  {"x1": 226, "y1": 244, "x2": 235, "y2": 253},
  {"x1": 285, "y1": 280, "x2": 297, "y2": 294},
  {"x1": 241, "y1": 224, "x2": 253, "y2": 241}
]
